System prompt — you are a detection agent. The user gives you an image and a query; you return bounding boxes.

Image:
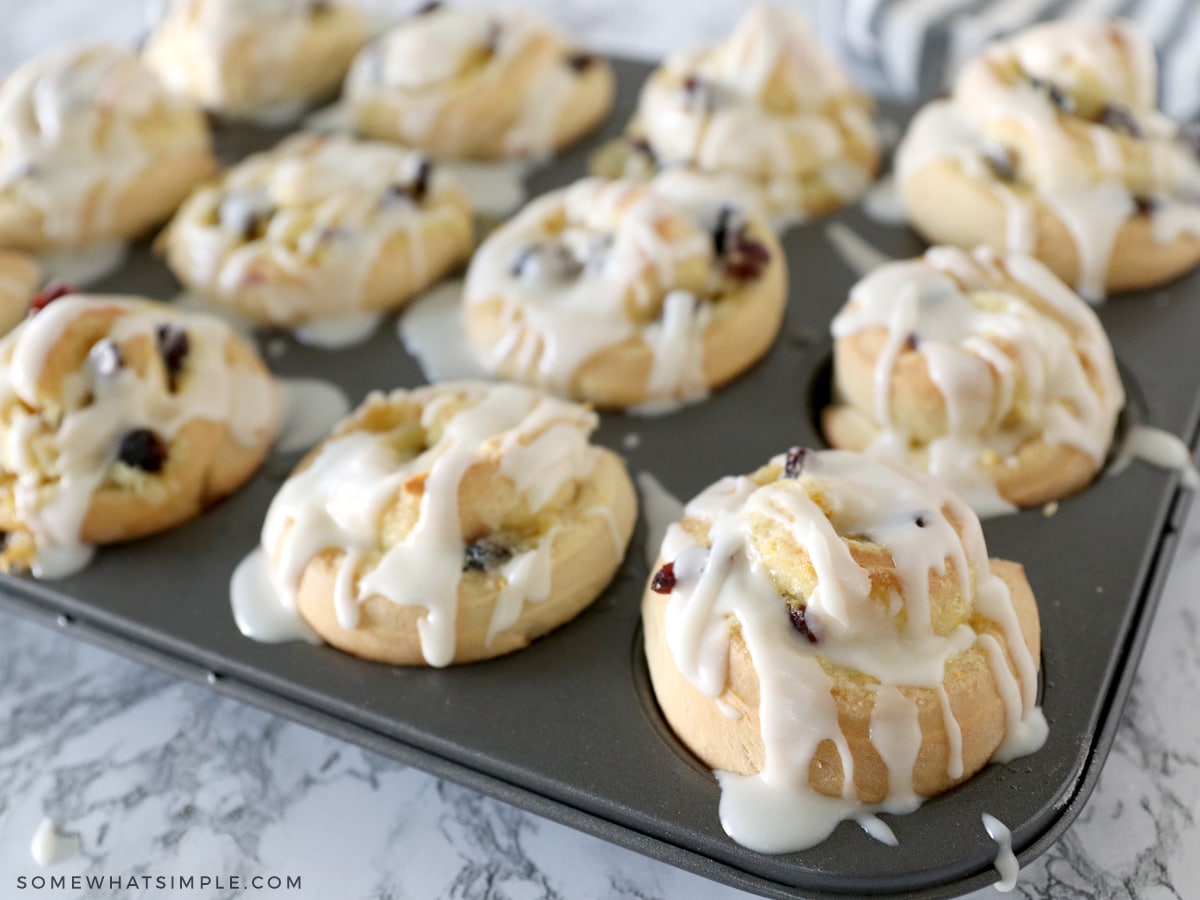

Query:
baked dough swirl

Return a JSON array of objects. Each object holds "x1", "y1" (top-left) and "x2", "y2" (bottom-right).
[
  {"x1": 0, "y1": 293, "x2": 281, "y2": 577},
  {"x1": 823, "y1": 246, "x2": 1124, "y2": 514},
  {"x1": 642, "y1": 448, "x2": 1047, "y2": 852},
  {"x1": 896, "y1": 19, "x2": 1200, "y2": 299},
  {"x1": 161, "y1": 133, "x2": 473, "y2": 326},
  {"x1": 610, "y1": 3, "x2": 880, "y2": 223},
  {"x1": 343, "y1": 4, "x2": 614, "y2": 160},
  {"x1": 255, "y1": 381, "x2": 636, "y2": 666},
  {"x1": 0, "y1": 44, "x2": 215, "y2": 250},
  {"x1": 463, "y1": 174, "x2": 786, "y2": 411},
  {"x1": 144, "y1": 0, "x2": 366, "y2": 119}
]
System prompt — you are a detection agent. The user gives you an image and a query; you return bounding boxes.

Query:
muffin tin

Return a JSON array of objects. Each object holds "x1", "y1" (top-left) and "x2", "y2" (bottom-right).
[{"x1": 0, "y1": 60, "x2": 1197, "y2": 899}]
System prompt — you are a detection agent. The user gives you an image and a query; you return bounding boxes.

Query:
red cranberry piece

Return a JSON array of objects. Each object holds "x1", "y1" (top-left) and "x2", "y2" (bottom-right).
[
  {"x1": 651, "y1": 562, "x2": 677, "y2": 594},
  {"x1": 29, "y1": 281, "x2": 79, "y2": 314},
  {"x1": 1030, "y1": 77, "x2": 1075, "y2": 114},
  {"x1": 681, "y1": 75, "x2": 716, "y2": 112},
  {"x1": 409, "y1": 155, "x2": 433, "y2": 201},
  {"x1": 712, "y1": 204, "x2": 747, "y2": 256},
  {"x1": 1100, "y1": 104, "x2": 1141, "y2": 139},
  {"x1": 982, "y1": 145, "x2": 1016, "y2": 182},
  {"x1": 787, "y1": 605, "x2": 819, "y2": 644},
  {"x1": 629, "y1": 137, "x2": 657, "y2": 164},
  {"x1": 463, "y1": 538, "x2": 512, "y2": 572},
  {"x1": 566, "y1": 52, "x2": 597, "y2": 73},
  {"x1": 89, "y1": 339, "x2": 124, "y2": 378},
  {"x1": 156, "y1": 324, "x2": 190, "y2": 387},
  {"x1": 783, "y1": 447, "x2": 808, "y2": 479},
  {"x1": 914, "y1": 515, "x2": 927, "y2": 528},
  {"x1": 904, "y1": 332, "x2": 920, "y2": 351},
  {"x1": 117, "y1": 429, "x2": 168, "y2": 473},
  {"x1": 723, "y1": 235, "x2": 770, "y2": 281},
  {"x1": 1134, "y1": 195, "x2": 1157, "y2": 215},
  {"x1": 414, "y1": 0, "x2": 442, "y2": 14}
]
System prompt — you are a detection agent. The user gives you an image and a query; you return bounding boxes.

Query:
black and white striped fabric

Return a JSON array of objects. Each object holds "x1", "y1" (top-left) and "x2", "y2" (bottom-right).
[{"x1": 805, "y1": 0, "x2": 1200, "y2": 119}]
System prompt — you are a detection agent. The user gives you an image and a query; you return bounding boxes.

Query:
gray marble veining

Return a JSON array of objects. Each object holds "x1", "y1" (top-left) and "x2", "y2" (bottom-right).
[{"x1": 0, "y1": 2, "x2": 1198, "y2": 898}]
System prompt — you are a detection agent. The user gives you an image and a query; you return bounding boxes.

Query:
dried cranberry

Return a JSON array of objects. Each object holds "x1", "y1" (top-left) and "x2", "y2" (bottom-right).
[
  {"x1": 711, "y1": 203, "x2": 747, "y2": 256},
  {"x1": 566, "y1": 52, "x2": 597, "y2": 73},
  {"x1": 463, "y1": 538, "x2": 512, "y2": 572},
  {"x1": 1100, "y1": 104, "x2": 1141, "y2": 139},
  {"x1": 650, "y1": 562, "x2": 677, "y2": 594},
  {"x1": 982, "y1": 145, "x2": 1016, "y2": 182},
  {"x1": 89, "y1": 339, "x2": 123, "y2": 377},
  {"x1": 29, "y1": 281, "x2": 78, "y2": 314},
  {"x1": 1030, "y1": 77, "x2": 1075, "y2": 114},
  {"x1": 629, "y1": 136, "x2": 657, "y2": 164},
  {"x1": 904, "y1": 332, "x2": 920, "y2": 351},
  {"x1": 156, "y1": 324, "x2": 189, "y2": 387},
  {"x1": 787, "y1": 605, "x2": 819, "y2": 643},
  {"x1": 409, "y1": 155, "x2": 433, "y2": 201},
  {"x1": 413, "y1": 0, "x2": 441, "y2": 14},
  {"x1": 1134, "y1": 195, "x2": 1157, "y2": 215},
  {"x1": 117, "y1": 429, "x2": 168, "y2": 473},
  {"x1": 914, "y1": 515, "x2": 927, "y2": 528},
  {"x1": 723, "y1": 235, "x2": 770, "y2": 281},
  {"x1": 681, "y1": 75, "x2": 716, "y2": 112},
  {"x1": 783, "y1": 446, "x2": 808, "y2": 479}
]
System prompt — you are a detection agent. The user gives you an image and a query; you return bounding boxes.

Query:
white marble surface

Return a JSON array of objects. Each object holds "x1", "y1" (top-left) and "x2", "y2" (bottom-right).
[{"x1": 1, "y1": 2, "x2": 1199, "y2": 898}]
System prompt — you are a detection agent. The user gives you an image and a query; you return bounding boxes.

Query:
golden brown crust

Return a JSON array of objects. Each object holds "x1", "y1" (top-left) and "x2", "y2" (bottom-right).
[
  {"x1": 0, "y1": 296, "x2": 280, "y2": 567},
  {"x1": 648, "y1": 549, "x2": 1041, "y2": 801}
]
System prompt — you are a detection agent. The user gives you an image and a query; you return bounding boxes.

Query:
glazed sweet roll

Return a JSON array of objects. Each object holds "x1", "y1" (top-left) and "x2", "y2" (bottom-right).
[
  {"x1": 603, "y1": 3, "x2": 880, "y2": 224},
  {"x1": 161, "y1": 133, "x2": 473, "y2": 327},
  {"x1": 463, "y1": 175, "x2": 786, "y2": 411},
  {"x1": 247, "y1": 381, "x2": 636, "y2": 666},
  {"x1": 896, "y1": 19, "x2": 1200, "y2": 298},
  {"x1": 641, "y1": 448, "x2": 1047, "y2": 852},
  {"x1": 0, "y1": 45, "x2": 215, "y2": 250},
  {"x1": 343, "y1": 3, "x2": 614, "y2": 160},
  {"x1": 0, "y1": 293, "x2": 281, "y2": 577},
  {"x1": 144, "y1": 0, "x2": 366, "y2": 119},
  {"x1": 823, "y1": 246, "x2": 1124, "y2": 514}
]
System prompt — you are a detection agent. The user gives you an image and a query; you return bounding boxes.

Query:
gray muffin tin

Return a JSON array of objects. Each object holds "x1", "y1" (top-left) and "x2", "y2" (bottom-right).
[{"x1": 1, "y1": 60, "x2": 1198, "y2": 899}]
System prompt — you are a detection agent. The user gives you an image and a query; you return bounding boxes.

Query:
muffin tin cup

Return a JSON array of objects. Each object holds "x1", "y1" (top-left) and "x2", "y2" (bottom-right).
[{"x1": 0, "y1": 60, "x2": 1197, "y2": 899}]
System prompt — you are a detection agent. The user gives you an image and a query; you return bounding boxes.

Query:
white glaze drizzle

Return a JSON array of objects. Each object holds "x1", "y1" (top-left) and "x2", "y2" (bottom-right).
[
  {"x1": 30, "y1": 818, "x2": 77, "y2": 867},
  {"x1": 895, "y1": 20, "x2": 1200, "y2": 301},
  {"x1": 237, "y1": 382, "x2": 605, "y2": 666},
  {"x1": 634, "y1": 3, "x2": 879, "y2": 220},
  {"x1": 825, "y1": 222, "x2": 894, "y2": 276},
  {"x1": 169, "y1": 133, "x2": 468, "y2": 327},
  {"x1": 982, "y1": 813, "x2": 1019, "y2": 892},
  {"x1": 656, "y1": 450, "x2": 1047, "y2": 853},
  {"x1": 397, "y1": 280, "x2": 492, "y2": 383},
  {"x1": 276, "y1": 378, "x2": 351, "y2": 455},
  {"x1": 0, "y1": 44, "x2": 207, "y2": 247},
  {"x1": 861, "y1": 175, "x2": 908, "y2": 225},
  {"x1": 464, "y1": 177, "x2": 746, "y2": 412},
  {"x1": 1115, "y1": 425, "x2": 1200, "y2": 488},
  {"x1": 0, "y1": 295, "x2": 280, "y2": 578},
  {"x1": 635, "y1": 471, "x2": 686, "y2": 568},
  {"x1": 293, "y1": 312, "x2": 382, "y2": 350},
  {"x1": 831, "y1": 246, "x2": 1124, "y2": 516}
]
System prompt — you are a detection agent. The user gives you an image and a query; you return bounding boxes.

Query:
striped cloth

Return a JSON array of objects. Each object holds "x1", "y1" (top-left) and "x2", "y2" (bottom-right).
[{"x1": 806, "y1": 0, "x2": 1200, "y2": 119}]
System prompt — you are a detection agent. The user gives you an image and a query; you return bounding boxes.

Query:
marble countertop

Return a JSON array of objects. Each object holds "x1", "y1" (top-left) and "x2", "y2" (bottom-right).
[{"x1": 2, "y1": 1, "x2": 1199, "y2": 898}]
